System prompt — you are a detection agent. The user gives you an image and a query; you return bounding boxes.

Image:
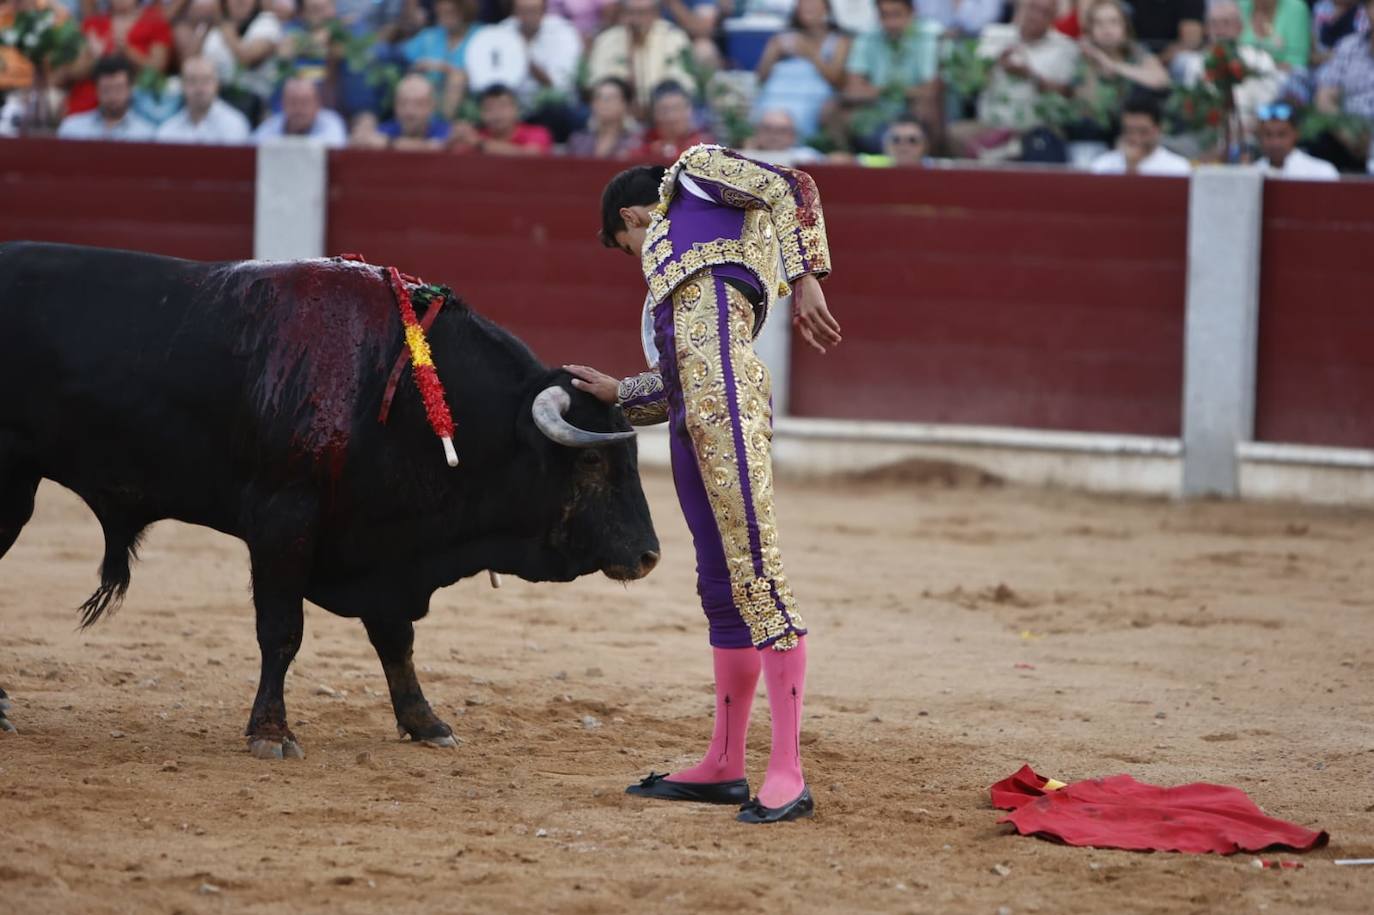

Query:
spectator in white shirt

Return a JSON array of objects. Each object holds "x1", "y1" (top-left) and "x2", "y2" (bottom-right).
[
  {"x1": 501, "y1": 0, "x2": 582, "y2": 105},
  {"x1": 253, "y1": 76, "x2": 348, "y2": 146},
  {"x1": 496, "y1": 0, "x2": 583, "y2": 140},
  {"x1": 1091, "y1": 93, "x2": 1193, "y2": 174},
  {"x1": 58, "y1": 55, "x2": 156, "y2": 141},
  {"x1": 1255, "y1": 102, "x2": 1341, "y2": 179},
  {"x1": 464, "y1": 20, "x2": 531, "y2": 97},
  {"x1": 177, "y1": 0, "x2": 284, "y2": 120},
  {"x1": 156, "y1": 56, "x2": 252, "y2": 144},
  {"x1": 948, "y1": 0, "x2": 1081, "y2": 157},
  {"x1": 584, "y1": 0, "x2": 695, "y2": 115}
]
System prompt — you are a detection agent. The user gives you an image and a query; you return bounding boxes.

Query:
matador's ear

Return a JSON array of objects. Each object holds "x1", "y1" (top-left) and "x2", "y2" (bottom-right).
[{"x1": 620, "y1": 206, "x2": 651, "y2": 229}]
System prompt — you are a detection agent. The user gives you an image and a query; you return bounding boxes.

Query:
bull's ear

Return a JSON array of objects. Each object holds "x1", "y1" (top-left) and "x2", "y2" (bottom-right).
[{"x1": 513, "y1": 381, "x2": 559, "y2": 474}]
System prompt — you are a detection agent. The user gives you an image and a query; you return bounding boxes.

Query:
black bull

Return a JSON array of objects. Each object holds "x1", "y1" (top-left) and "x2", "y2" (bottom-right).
[{"x1": 0, "y1": 242, "x2": 660, "y2": 756}]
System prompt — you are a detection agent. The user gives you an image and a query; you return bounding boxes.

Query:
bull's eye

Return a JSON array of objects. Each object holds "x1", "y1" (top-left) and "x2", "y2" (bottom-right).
[{"x1": 578, "y1": 450, "x2": 605, "y2": 468}]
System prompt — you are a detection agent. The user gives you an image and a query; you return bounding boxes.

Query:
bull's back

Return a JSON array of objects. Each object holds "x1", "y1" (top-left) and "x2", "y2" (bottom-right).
[
  {"x1": 0, "y1": 241, "x2": 249, "y2": 402},
  {"x1": 0, "y1": 240, "x2": 241, "y2": 384},
  {"x1": 0, "y1": 243, "x2": 405, "y2": 531},
  {"x1": 0, "y1": 243, "x2": 268, "y2": 526},
  {"x1": 0, "y1": 241, "x2": 255, "y2": 516}
]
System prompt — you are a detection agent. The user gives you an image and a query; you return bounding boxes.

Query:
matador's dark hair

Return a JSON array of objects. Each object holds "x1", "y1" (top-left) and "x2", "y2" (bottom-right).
[{"x1": 599, "y1": 165, "x2": 667, "y2": 249}]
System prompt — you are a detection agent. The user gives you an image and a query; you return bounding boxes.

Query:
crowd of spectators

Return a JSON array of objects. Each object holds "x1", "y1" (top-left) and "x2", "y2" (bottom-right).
[{"x1": 1, "y1": 0, "x2": 1371, "y2": 174}]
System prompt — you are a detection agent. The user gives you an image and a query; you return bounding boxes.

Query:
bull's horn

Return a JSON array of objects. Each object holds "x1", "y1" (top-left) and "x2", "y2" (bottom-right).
[{"x1": 531, "y1": 386, "x2": 636, "y2": 448}]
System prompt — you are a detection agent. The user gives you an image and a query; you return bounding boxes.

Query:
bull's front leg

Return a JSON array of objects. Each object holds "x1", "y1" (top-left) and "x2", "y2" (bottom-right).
[
  {"x1": 362, "y1": 616, "x2": 456, "y2": 748},
  {"x1": 244, "y1": 544, "x2": 308, "y2": 760}
]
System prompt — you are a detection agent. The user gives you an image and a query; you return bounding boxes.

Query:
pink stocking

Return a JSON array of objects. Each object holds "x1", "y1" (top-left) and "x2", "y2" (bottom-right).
[
  {"x1": 667, "y1": 647, "x2": 761, "y2": 784},
  {"x1": 756, "y1": 635, "x2": 808, "y2": 808}
]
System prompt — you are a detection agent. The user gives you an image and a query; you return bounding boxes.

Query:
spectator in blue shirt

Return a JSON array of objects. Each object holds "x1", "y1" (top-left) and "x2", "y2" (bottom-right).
[
  {"x1": 378, "y1": 73, "x2": 453, "y2": 147},
  {"x1": 335, "y1": 0, "x2": 424, "y2": 40},
  {"x1": 279, "y1": 0, "x2": 346, "y2": 90},
  {"x1": 839, "y1": 0, "x2": 940, "y2": 151},
  {"x1": 752, "y1": 0, "x2": 852, "y2": 141},
  {"x1": 404, "y1": 0, "x2": 480, "y2": 118}
]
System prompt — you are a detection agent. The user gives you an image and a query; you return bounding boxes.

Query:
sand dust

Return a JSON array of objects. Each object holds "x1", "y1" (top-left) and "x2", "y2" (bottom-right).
[{"x1": 1, "y1": 470, "x2": 1371, "y2": 914}]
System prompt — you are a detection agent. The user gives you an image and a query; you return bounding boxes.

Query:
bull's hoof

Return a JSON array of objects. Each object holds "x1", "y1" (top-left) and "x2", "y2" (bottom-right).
[
  {"x1": 0, "y1": 691, "x2": 14, "y2": 733},
  {"x1": 248, "y1": 737, "x2": 305, "y2": 760},
  {"x1": 421, "y1": 734, "x2": 460, "y2": 749},
  {"x1": 395, "y1": 721, "x2": 458, "y2": 749}
]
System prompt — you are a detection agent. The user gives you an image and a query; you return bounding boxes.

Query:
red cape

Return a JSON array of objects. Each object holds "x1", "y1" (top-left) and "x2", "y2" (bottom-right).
[{"x1": 991, "y1": 765, "x2": 1328, "y2": 854}]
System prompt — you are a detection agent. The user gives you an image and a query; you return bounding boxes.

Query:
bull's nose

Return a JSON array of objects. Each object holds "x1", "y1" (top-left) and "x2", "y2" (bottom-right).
[{"x1": 639, "y1": 551, "x2": 660, "y2": 575}]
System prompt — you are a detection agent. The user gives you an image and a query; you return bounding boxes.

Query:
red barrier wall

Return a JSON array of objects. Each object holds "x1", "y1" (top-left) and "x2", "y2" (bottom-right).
[
  {"x1": 7, "y1": 140, "x2": 1370, "y2": 450},
  {"x1": 328, "y1": 151, "x2": 651, "y2": 379},
  {"x1": 331, "y1": 155, "x2": 1190, "y2": 436},
  {"x1": 1254, "y1": 180, "x2": 1374, "y2": 450},
  {"x1": 0, "y1": 138, "x2": 255, "y2": 261},
  {"x1": 790, "y1": 167, "x2": 1189, "y2": 436}
]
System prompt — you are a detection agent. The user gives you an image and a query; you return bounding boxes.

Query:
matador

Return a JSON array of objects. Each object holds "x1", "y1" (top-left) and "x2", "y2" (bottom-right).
[{"x1": 566, "y1": 145, "x2": 842, "y2": 824}]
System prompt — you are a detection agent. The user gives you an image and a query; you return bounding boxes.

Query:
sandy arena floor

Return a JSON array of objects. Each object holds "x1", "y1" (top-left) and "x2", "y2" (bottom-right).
[{"x1": 0, "y1": 468, "x2": 1371, "y2": 914}]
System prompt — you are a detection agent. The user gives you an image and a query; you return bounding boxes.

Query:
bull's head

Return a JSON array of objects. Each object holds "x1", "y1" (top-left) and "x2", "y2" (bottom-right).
[{"x1": 513, "y1": 373, "x2": 660, "y2": 583}]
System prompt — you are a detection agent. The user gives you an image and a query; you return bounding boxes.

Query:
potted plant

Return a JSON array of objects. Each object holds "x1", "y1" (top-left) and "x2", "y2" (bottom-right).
[
  {"x1": 1166, "y1": 41, "x2": 1251, "y2": 160},
  {"x1": 1, "y1": 7, "x2": 84, "y2": 132}
]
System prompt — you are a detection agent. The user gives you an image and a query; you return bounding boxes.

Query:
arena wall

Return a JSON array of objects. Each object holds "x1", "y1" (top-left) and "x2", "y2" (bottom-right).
[
  {"x1": 0, "y1": 138, "x2": 254, "y2": 261},
  {"x1": 326, "y1": 149, "x2": 651, "y2": 380},
  {"x1": 787, "y1": 167, "x2": 1189, "y2": 438},
  {"x1": 1254, "y1": 179, "x2": 1374, "y2": 451},
  {"x1": 2, "y1": 139, "x2": 1372, "y2": 502}
]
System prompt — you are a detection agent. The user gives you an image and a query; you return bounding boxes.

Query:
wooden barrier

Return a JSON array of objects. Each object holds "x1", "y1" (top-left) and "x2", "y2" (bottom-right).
[
  {"x1": 1254, "y1": 180, "x2": 1374, "y2": 450},
  {"x1": 790, "y1": 166, "x2": 1190, "y2": 437},
  {"x1": 327, "y1": 151, "x2": 650, "y2": 380},
  {"x1": 0, "y1": 138, "x2": 254, "y2": 261},
  {"x1": 329, "y1": 157, "x2": 1192, "y2": 438},
  {"x1": 4, "y1": 139, "x2": 1371, "y2": 452}
]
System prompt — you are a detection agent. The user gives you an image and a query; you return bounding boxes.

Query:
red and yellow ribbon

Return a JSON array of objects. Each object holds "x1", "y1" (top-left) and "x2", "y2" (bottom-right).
[{"x1": 384, "y1": 265, "x2": 458, "y2": 466}]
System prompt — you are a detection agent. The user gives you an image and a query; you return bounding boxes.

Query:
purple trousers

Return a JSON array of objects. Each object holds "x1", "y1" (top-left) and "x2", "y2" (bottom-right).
[{"x1": 655, "y1": 268, "x2": 806, "y2": 652}]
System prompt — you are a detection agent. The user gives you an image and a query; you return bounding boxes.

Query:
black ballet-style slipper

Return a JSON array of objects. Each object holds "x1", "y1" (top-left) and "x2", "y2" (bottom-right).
[
  {"x1": 736, "y1": 786, "x2": 815, "y2": 824},
  {"x1": 625, "y1": 772, "x2": 750, "y2": 805}
]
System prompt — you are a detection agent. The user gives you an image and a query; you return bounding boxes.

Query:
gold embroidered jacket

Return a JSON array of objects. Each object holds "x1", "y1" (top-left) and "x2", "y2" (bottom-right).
[{"x1": 617, "y1": 145, "x2": 832, "y2": 426}]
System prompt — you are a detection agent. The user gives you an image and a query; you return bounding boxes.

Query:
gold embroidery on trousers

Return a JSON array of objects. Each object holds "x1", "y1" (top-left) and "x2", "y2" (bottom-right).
[{"x1": 672, "y1": 269, "x2": 805, "y2": 650}]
